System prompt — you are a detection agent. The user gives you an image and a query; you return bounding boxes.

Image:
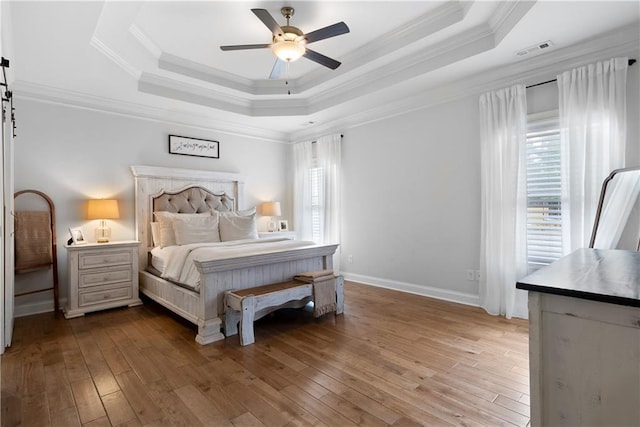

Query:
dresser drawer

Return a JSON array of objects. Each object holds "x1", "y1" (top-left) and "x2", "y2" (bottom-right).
[
  {"x1": 79, "y1": 266, "x2": 132, "y2": 288},
  {"x1": 79, "y1": 250, "x2": 132, "y2": 270},
  {"x1": 79, "y1": 285, "x2": 132, "y2": 307}
]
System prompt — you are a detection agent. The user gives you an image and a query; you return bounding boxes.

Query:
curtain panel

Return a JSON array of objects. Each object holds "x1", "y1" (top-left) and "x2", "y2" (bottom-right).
[
  {"x1": 292, "y1": 141, "x2": 314, "y2": 242},
  {"x1": 479, "y1": 85, "x2": 529, "y2": 319},
  {"x1": 558, "y1": 57, "x2": 628, "y2": 252},
  {"x1": 292, "y1": 134, "x2": 342, "y2": 271}
]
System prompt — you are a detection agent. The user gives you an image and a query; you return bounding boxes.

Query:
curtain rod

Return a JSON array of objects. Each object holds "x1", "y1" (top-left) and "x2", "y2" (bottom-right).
[
  {"x1": 311, "y1": 134, "x2": 344, "y2": 143},
  {"x1": 526, "y1": 58, "x2": 636, "y2": 89}
]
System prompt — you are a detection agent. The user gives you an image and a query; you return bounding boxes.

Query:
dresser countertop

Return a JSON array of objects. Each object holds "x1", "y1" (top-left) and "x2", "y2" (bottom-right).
[{"x1": 516, "y1": 248, "x2": 640, "y2": 307}]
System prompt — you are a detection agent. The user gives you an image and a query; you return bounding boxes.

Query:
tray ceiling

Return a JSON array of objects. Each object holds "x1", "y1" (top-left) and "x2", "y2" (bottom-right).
[{"x1": 6, "y1": 1, "x2": 640, "y2": 141}]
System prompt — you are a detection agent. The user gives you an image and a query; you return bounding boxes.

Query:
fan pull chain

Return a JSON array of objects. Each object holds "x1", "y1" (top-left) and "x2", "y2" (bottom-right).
[{"x1": 285, "y1": 61, "x2": 291, "y2": 95}]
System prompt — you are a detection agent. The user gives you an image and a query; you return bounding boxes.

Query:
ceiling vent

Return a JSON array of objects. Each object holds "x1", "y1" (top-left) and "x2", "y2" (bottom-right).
[{"x1": 516, "y1": 40, "x2": 553, "y2": 57}]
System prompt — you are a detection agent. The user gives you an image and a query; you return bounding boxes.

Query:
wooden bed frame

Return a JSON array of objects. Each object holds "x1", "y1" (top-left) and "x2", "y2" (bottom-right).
[{"x1": 131, "y1": 165, "x2": 338, "y2": 344}]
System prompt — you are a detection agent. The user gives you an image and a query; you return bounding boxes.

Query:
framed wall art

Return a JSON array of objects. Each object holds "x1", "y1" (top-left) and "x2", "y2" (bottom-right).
[{"x1": 169, "y1": 135, "x2": 219, "y2": 159}]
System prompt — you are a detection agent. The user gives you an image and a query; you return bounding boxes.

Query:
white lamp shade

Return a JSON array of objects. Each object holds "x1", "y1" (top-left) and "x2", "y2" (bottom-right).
[{"x1": 261, "y1": 201, "x2": 282, "y2": 217}]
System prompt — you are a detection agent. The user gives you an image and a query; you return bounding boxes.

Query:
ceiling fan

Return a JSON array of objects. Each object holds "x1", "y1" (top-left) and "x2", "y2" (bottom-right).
[{"x1": 220, "y1": 7, "x2": 350, "y2": 79}]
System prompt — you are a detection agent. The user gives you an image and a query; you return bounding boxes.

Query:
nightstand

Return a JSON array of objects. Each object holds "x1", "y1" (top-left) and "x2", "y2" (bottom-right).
[
  {"x1": 64, "y1": 240, "x2": 142, "y2": 319},
  {"x1": 258, "y1": 231, "x2": 296, "y2": 240}
]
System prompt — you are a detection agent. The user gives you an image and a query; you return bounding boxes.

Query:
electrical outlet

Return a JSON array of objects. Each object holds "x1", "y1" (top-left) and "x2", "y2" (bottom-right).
[
  {"x1": 475, "y1": 270, "x2": 481, "y2": 281},
  {"x1": 348, "y1": 254, "x2": 353, "y2": 264},
  {"x1": 466, "y1": 269, "x2": 475, "y2": 281}
]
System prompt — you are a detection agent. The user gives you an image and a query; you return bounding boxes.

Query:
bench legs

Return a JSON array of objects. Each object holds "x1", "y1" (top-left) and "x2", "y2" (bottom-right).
[
  {"x1": 239, "y1": 295, "x2": 256, "y2": 346},
  {"x1": 224, "y1": 275, "x2": 345, "y2": 347}
]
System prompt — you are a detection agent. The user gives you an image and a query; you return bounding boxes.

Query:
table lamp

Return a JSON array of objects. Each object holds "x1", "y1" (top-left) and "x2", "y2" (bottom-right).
[
  {"x1": 261, "y1": 201, "x2": 281, "y2": 232},
  {"x1": 87, "y1": 199, "x2": 119, "y2": 243}
]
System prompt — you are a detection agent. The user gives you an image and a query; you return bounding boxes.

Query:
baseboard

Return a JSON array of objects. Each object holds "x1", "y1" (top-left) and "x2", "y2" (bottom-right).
[
  {"x1": 14, "y1": 298, "x2": 68, "y2": 318},
  {"x1": 341, "y1": 272, "x2": 480, "y2": 307}
]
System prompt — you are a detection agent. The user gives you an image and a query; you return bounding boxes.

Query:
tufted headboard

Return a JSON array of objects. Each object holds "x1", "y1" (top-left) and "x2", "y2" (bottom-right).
[
  {"x1": 152, "y1": 186, "x2": 234, "y2": 214},
  {"x1": 130, "y1": 165, "x2": 245, "y2": 270}
]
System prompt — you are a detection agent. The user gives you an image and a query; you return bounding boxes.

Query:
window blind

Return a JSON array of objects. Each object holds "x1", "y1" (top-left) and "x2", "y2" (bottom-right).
[
  {"x1": 310, "y1": 167, "x2": 323, "y2": 242},
  {"x1": 526, "y1": 127, "x2": 562, "y2": 271}
]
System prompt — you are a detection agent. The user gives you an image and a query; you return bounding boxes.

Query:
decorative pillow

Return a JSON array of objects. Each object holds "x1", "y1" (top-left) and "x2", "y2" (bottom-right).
[
  {"x1": 172, "y1": 213, "x2": 220, "y2": 245},
  {"x1": 154, "y1": 211, "x2": 210, "y2": 248},
  {"x1": 219, "y1": 213, "x2": 259, "y2": 241},
  {"x1": 150, "y1": 222, "x2": 161, "y2": 247},
  {"x1": 218, "y1": 207, "x2": 256, "y2": 218}
]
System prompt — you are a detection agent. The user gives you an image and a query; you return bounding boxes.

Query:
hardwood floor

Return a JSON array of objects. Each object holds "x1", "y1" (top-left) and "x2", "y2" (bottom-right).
[{"x1": 1, "y1": 281, "x2": 530, "y2": 426}]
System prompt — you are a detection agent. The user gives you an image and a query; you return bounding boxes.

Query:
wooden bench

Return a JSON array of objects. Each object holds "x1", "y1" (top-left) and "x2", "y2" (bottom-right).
[{"x1": 224, "y1": 275, "x2": 344, "y2": 346}]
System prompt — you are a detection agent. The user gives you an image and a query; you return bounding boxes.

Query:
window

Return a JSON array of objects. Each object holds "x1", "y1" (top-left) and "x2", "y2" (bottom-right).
[
  {"x1": 309, "y1": 166, "x2": 323, "y2": 242},
  {"x1": 526, "y1": 116, "x2": 562, "y2": 271}
]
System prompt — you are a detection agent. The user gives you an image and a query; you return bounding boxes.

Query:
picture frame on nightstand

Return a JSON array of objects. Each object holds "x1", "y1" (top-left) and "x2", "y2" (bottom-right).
[
  {"x1": 69, "y1": 227, "x2": 87, "y2": 245},
  {"x1": 278, "y1": 220, "x2": 289, "y2": 231}
]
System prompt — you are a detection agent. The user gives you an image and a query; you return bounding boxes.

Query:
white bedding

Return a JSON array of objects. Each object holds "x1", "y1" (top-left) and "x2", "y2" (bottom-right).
[{"x1": 150, "y1": 237, "x2": 316, "y2": 290}]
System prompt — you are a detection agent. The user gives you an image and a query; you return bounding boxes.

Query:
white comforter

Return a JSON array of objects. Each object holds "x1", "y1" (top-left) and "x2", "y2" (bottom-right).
[{"x1": 151, "y1": 238, "x2": 316, "y2": 290}]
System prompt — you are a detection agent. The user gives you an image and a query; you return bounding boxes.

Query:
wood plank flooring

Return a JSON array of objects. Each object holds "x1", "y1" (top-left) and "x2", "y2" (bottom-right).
[{"x1": 1, "y1": 281, "x2": 530, "y2": 426}]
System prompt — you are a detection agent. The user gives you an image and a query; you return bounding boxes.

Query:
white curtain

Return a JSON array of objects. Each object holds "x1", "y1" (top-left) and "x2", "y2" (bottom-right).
[
  {"x1": 479, "y1": 85, "x2": 529, "y2": 319},
  {"x1": 558, "y1": 57, "x2": 628, "y2": 253},
  {"x1": 292, "y1": 133, "x2": 342, "y2": 271},
  {"x1": 293, "y1": 141, "x2": 314, "y2": 241},
  {"x1": 315, "y1": 134, "x2": 342, "y2": 246}
]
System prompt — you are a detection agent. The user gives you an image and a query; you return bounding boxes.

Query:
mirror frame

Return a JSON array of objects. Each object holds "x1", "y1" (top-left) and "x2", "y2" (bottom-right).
[{"x1": 589, "y1": 166, "x2": 640, "y2": 250}]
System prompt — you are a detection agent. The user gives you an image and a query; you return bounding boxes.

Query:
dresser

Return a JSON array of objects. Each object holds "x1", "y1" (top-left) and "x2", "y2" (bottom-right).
[
  {"x1": 517, "y1": 248, "x2": 640, "y2": 427},
  {"x1": 64, "y1": 240, "x2": 142, "y2": 318}
]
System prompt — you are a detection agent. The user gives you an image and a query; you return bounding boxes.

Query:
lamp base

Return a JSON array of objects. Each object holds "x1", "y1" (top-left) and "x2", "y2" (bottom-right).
[
  {"x1": 268, "y1": 218, "x2": 277, "y2": 232},
  {"x1": 95, "y1": 220, "x2": 111, "y2": 243}
]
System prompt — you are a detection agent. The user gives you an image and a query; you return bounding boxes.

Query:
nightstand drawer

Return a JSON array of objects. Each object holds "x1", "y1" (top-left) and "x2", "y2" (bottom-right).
[
  {"x1": 79, "y1": 266, "x2": 132, "y2": 288},
  {"x1": 79, "y1": 250, "x2": 132, "y2": 270},
  {"x1": 79, "y1": 285, "x2": 132, "y2": 307}
]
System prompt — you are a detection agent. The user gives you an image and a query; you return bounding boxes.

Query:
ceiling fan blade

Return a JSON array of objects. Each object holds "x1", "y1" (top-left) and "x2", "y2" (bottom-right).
[
  {"x1": 251, "y1": 8, "x2": 283, "y2": 36},
  {"x1": 220, "y1": 44, "x2": 271, "y2": 51},
  {"x1": 304, "y1": 22, "x2": 350, "y2": 44},
  {"x1": 303, "y1": 48, "x2": 341, "y2": 70},
  {"x1": 269, "y1": 59, "x2": 286, "y2": 80}
]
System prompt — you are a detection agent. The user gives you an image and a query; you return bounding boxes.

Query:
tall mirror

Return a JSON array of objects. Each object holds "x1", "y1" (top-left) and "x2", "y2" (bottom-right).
[{"x1": 590, "y1": 166, "x2": 640, "y2": 250}]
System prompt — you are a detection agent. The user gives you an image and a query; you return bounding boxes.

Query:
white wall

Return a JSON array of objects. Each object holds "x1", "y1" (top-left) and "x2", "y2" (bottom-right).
[
  {"x1": 13, "y1": 99, "x2": 290, "y2": 315},
  {"x1": 339, "y1": 61, "x2": 640, "y2": 306},
  {"x1": 340, "y1": 96, "x2": 482, "y2": 304}
]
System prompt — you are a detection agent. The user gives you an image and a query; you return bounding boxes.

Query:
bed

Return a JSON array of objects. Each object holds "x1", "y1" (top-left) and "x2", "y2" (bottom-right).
[{"x1": 131, "y1": 165, "x2": 338, "y2": 344}]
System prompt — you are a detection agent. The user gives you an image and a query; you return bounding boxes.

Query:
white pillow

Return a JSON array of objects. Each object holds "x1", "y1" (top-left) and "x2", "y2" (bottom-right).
[
  {"x1": 218, "y1": 207, "x2": 256, "y2": 217},
  {"x1": 154, "y1": 211, "x2": 210, "y2": 248},
  {"x1": 219, "y1": 213, "x2": 258, "y2": 241},
  {"x1": 150, "y1": 222, "x2": 161, "y2": 247},
  {"x1": 172, "y1": 213, "x2": 220, "y2": 245}
]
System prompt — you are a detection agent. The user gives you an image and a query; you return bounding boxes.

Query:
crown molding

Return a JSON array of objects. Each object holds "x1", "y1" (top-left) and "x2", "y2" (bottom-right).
[
  {"x1": 12, "y1": 80, "x2": 289, "y2": 143},
  {"x1": 90, "y1": 35, "x2": 140, "y2": 79},
  {"x1": 296, "y1": 0, "x2": 468, "y2": 92},
  {"x1": 88, "y1": 0, "x2": 527, "y2": 118},
  {"x1": 491, "y1": 0, "x2": 537, "y2": 45},
  {"x1": 129, "y1": 24, "x2": 162, "y2": 59},
  {"x1": 289, "y1": 24, "x2": 640, "y2": 142},
  {"x1": 137, "y1": 22, "x2": 497, "y2": 118},
  {"x1": 12, "y1": 14, "x2": 637, "y2": 145}
]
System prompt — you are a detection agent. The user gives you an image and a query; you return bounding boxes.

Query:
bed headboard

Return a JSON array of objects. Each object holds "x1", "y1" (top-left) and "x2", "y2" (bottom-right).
[{"x1": 130, "y1": 165, "x2": 246, "y2": 269}]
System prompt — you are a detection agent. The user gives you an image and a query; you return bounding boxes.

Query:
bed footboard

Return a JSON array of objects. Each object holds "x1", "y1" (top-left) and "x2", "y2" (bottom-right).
[{"x1": 194, "y1": 244, "x2": 337, "y2": 344}]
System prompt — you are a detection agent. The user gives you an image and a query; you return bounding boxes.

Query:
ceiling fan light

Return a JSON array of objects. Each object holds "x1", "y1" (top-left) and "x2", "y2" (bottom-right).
[{"x1": 272, "y1": 40, "x2": 305, "y2": 62}]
